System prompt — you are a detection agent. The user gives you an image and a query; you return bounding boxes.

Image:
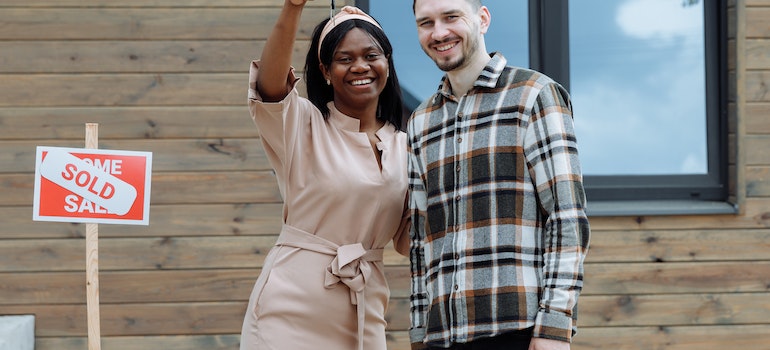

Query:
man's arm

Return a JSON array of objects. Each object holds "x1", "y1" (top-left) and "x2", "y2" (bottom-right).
[
  {"x1": 524, "y1": 81, "x2": 591, "y2": 344},
  {"x1": 407, "y1": 125, "x2": 430, "y2": 349}
]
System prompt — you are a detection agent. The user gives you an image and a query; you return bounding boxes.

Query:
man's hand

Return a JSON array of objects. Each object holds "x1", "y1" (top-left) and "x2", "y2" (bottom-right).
[
  {"x1": 288, "y1": 0, "x2": 309, "y2": 6},
  {"x1": 529, "y1": 337, "x2": 570, "y2": 350}
]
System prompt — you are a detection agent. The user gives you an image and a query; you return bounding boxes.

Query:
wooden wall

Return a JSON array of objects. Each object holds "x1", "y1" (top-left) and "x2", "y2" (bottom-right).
[{"x1": 0, "y1": 0, "x2": 768, "y2": 349}]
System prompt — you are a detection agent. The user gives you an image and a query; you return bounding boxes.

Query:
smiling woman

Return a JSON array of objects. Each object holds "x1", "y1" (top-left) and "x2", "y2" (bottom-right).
[{"x1": 239, "y1": 3, "x2": 411, "y2": 350}]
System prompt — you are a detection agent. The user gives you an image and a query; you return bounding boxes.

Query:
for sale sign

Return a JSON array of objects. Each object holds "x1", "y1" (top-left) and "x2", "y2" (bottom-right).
[{"x1": 33, "y1": 146, "x2": 153, "y2": 225}]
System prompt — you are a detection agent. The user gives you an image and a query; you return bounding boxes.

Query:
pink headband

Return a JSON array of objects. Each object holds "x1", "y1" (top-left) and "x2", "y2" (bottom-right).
[{"x1": 318, "y1": 6, "x2": 382, "y2": 58}]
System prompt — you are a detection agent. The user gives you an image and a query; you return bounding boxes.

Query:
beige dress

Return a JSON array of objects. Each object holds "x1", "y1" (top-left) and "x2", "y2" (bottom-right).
[{"x1": 240, "y1": 61, "x2": 410, "y2": 350}]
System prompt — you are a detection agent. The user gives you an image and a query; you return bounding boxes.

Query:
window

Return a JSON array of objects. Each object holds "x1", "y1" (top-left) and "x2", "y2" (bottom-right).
[{"x1": 358, "y1": 0, "x2": 731, "y2": 215}]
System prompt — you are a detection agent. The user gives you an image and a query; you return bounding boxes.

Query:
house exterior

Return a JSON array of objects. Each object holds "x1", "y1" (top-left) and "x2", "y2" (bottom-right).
[{"x1": 0, "y1": 0, "x2": 767, "y2": 349}]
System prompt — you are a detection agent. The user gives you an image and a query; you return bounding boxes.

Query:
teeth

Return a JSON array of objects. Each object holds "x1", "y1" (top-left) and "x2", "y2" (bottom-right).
[
  {"x1": 351, "y1": 79, "x2": 372, "y2": 86},
  {"x1": 436, "y1": 43, "x2": 455, "y2": 52}
]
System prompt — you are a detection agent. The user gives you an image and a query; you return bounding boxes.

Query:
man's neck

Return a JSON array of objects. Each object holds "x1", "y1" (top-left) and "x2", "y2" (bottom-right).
[{"x1": 446, "y1": 53, "x2": 492, "y2": 98}]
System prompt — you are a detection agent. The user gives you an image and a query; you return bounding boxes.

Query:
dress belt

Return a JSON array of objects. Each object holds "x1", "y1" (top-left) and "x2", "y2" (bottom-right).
[{"x1": 276, "y1": 224, "x2": 383, "y2": 350}]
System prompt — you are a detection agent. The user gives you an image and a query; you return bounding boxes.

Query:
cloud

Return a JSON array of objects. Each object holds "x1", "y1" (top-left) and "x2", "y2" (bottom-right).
[{"x1": 617, "y1": 0, "x2": 702, "y2": 41}]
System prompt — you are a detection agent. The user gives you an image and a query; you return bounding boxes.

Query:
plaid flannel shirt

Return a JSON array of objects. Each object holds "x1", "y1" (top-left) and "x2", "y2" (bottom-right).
[{"x1": 407, "y1": 53, "x2": 590, "y2": 348}]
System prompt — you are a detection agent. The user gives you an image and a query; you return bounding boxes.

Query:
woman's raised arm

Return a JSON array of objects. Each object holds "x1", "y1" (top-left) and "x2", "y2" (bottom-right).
[{"x1": 257, "y1": 0, "x2": 311, "y2": 102}]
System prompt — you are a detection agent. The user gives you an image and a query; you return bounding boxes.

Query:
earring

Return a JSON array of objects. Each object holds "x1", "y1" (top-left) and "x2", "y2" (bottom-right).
[{"x1": 326, "y1": 79, "x2": 331, "y2": 85}]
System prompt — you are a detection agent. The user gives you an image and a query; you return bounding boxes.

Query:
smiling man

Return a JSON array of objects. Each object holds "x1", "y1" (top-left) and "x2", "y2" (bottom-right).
[{"x1": 406, "y1": 0, "x2": 591, "y2": 350}]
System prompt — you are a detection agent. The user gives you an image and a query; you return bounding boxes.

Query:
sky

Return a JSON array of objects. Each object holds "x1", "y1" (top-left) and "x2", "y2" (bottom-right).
[{"x1": 369, "y1": 0, "x2": 707, "y2": 176}]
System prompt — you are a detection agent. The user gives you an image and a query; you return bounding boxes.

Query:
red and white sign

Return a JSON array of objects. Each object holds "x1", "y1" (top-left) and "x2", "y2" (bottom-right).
[{"x1": 33, "y1": 146, "x2": 153, "y2": 225}]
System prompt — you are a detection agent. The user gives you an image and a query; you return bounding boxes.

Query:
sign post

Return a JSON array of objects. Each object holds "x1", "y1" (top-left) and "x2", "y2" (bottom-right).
[
  {"x1": 32, "y1": 123, "x2": 153, "y2": 350},
  {"x1": 85, "y1": 123, "x2": 101, "y2": 350}
]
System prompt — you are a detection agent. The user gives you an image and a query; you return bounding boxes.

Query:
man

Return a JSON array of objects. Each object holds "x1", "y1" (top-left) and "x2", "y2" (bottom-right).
[{"x1": 406, "y1": 0, "x2": 591, "y2": 349}]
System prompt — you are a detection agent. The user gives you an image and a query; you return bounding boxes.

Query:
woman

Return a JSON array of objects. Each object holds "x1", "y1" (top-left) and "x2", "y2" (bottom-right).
[{"x1": 240, "y1": 1, "x2": 410, "y2": 349}]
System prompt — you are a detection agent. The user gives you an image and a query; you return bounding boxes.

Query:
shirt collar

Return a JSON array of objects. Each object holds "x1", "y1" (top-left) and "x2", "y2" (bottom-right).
[
  {"x1": 327, "y1": 101, "x2": 398, "y2": 138},
  {"x1": 436, "y1": 52, "x2": 507, "y2": 100}
]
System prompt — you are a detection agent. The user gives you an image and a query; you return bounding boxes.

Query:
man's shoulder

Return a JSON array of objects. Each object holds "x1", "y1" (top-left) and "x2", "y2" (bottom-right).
[
  {"x1": 500, "y1": 65, "x2": 556, "y2": 87},
  {"x1": 412, "y1": 92, "x2": 443, "y2": 116}
]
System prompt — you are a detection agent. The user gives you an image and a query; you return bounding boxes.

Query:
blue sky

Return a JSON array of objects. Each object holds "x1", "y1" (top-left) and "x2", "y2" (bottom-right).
[{"x1": 369, "y1": 0, "x2": 707, "y2": 176}]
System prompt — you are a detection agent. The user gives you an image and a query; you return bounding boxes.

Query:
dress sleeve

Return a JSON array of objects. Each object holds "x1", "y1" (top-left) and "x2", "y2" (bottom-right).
[
  {"x1": 248, "y1": 60, "x2": 311, "y2": 201},
  {"x1": 392, "y1": 193, "x2": 412, "y2": 256}
]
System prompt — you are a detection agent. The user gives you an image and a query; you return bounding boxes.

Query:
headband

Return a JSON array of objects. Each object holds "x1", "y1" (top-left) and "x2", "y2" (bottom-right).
[{"x1": 318, "y1": 6, "x2": 383, "y2": 59}]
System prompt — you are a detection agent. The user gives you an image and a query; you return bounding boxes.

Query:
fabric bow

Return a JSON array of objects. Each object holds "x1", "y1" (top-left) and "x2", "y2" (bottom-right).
[{"x1": 324, "y1": 243, "x2": 372, "y2": 305}]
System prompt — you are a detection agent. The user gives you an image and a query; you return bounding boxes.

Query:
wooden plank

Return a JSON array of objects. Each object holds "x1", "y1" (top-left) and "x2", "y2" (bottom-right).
[
  {"x1": 3, "y1": 229, "x2": 767, "y2": 272},
  {"x1": 0, "y1": 8, "x2": 329, "y2": 40},
  {"x1": 0, "y1": 203, "x2": 284, "y2": 239},
  {"x1": 745, "y1": 103, "x2": 770, "y2": 134},
  {"x1": 0, "y1": 107, "x2": 260, "y2": 140},
  {"x1": 0, "y1": 139, "x2": 270, "y2": 173},
  {"x1": 0, "y1": 237, "x2": 408, "y2": 272},
  {"x1": 573, "y1": 325, "x2": 770, "y2": 350},
  {"x1": 5, "y1": 195, "x2": 770, "y2": 236},
  {"x1": 746, "y1": 135, "x2": 770, "y2": 165},
  {"x1": 3, "y1": 262, "x2": 768, "y2": 306},
  {"x1": 746, "y1": 165, "x2": 770, "y2": 197},
  {"x1": 586, "y1": 229, "x2": 770, "y2": 263},
  {"x1": 0, "y1": 74, "x2": 243, "y2": 107},
  {"x1": 2, "y1": 302, "x2": 247, "y2": 336},
  {"x1": 0, "y1": 41, "x2": 310, "y2": 74},
  {"x1": 583, "y1": 261, "x2": 770, "y2": 295},
  {"x1": 1, "y1": 171, "x2": 282, "y2": 206},
  {"x1": 0, "y1": 267, "x2": 411, "y2": 305},
  {"x1": 580, "y1": 293, "x2": 770, "y2": 327},
  {"x1": 746, "y1": 70, "x2": 770, "y2": 102},
  {"x1": 746, "y1": 7, "x2": 770, "y2": 39},
  {"x1": 0, "y1": 270, "x2": 256, "y2": 305},
  {"x1": 386, "y1": 293, "x2": 770, "y2": 329},
  {"x1": 7, "y1": 293, "x2": 769, "y2": 337},
  {"x1": 0, "y1": 74, "x2": 309, "y2": 107},
  {"x1": 746, "y1": 39, "x2": 770, "y2": 70}
]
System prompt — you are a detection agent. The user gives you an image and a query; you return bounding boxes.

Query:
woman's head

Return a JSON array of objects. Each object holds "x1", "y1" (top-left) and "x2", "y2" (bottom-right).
[{"x1": 305, "y1": 9, "x2": 404, "y2": 131}]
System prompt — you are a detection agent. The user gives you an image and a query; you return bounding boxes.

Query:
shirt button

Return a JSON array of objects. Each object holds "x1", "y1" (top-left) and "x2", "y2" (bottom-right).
[
  {"x1": 454, "y1": 285, "x2": 459, "y2": 291},
  {"x1": 457, "y1": 137, "x2": 463, "y2": 143},
  {"x1": 454, "y1": 253, "x2": 459, "y2": 260},
  {"x1": 455, "y1": 195, "x2": 461, "y2": 201},
  {"x1": 456, "y1": 165, "x2": 461, "y2": 172}
]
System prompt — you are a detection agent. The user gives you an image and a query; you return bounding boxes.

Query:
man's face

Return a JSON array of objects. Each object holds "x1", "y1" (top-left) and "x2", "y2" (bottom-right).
[{"x1": 413, "y1": 0, "x2": 487, "y2": 72}]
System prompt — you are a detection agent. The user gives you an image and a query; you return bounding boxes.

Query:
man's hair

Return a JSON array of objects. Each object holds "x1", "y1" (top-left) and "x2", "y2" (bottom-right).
[{"x1": 412, "y1": 0, "x2": 482, "y2": 12}]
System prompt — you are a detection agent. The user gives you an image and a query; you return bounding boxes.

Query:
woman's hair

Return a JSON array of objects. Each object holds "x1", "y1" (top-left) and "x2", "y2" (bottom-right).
[{"x1": 304, "y1": 18, "x2": 405, "y2": 131}]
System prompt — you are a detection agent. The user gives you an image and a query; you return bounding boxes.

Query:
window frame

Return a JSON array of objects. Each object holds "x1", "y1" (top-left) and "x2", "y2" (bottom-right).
[{"x1": 357, "y1": 0, "x2": 734, "y2": 215}]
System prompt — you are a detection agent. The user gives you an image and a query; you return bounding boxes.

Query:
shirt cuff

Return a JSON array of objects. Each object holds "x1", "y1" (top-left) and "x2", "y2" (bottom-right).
[
  {"x1": 533, "y1": 309, "x2": 574, "y2": 343},
  {"x1": 409, "y1": 327, "x2": 427, "y2": 345}
]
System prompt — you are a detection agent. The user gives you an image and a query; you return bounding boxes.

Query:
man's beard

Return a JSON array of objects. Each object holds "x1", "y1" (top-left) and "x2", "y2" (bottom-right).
[{"x1": 435, "y1": 54, "x2": 468, "y2": 72}]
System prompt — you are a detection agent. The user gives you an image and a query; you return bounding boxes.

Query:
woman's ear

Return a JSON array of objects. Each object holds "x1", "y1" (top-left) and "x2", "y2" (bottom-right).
[{"x1": 319, "y1": 63, "x2": 330, "y2": 84}]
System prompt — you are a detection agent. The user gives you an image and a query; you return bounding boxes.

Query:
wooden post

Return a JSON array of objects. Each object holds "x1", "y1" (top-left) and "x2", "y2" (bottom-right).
[{"x1": 85, "y1": 123, "x2": 101, "y2": 350}]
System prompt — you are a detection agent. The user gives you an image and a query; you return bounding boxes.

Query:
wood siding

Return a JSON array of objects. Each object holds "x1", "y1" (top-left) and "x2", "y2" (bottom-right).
[{"x1": 0, "y1": 0, "x2": 768, "y2": 349}]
